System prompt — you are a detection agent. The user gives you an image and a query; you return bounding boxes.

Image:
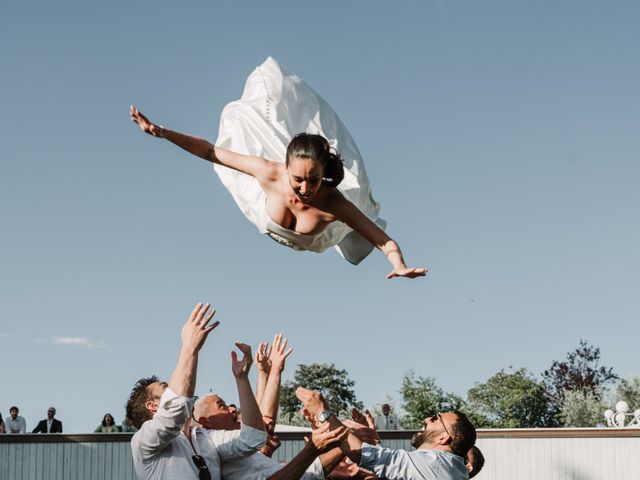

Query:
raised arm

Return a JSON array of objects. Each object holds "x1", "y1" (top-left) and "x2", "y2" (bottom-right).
[
  {"x1": 266, "y1": 423, "x2": 349, "y2": 480},
  {"x1": 169, "y1": 303, "x2": 219, "y2": 397},
  {"x1": 254, "y1": 341, "x2": 272, "y2": 405},
  {"x1": 332, "y1": 195, "x2": 427, "y2": 279},
  {"x1": 231, "y1": 342, "x2": 264, "y2": 431},
  {"x1": 130, "y1": 106, "x2": 276, "y2": 181},
  {"x1": 259, "y1": 334, "x2": 293, "y2": 420},
  {"x1": 295, "y1": 387, "x2": 366, "y2": 470}
]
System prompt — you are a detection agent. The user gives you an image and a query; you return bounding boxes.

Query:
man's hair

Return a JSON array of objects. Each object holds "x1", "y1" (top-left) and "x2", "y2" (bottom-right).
[
  {"x1": 450, "y1": 411, "x2": 477, "y2": 457},
  {"x1": 10, "y1": 406, "x2": 18, "y2": 413},
  {"x1": 467, "y1": 446, "x2": 485, "y2": 478},
  {"x1": 126, "y1": 375, "x2": 159, "y2": 429},
  {"x1": 193, "y1": 394, "x2": 217, "y2": 423}
]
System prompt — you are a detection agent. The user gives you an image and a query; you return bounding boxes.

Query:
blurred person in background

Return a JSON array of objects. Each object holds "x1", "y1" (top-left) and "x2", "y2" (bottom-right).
[{"x1": 95, "y1": 413, "x2": 121, "y2": 433}]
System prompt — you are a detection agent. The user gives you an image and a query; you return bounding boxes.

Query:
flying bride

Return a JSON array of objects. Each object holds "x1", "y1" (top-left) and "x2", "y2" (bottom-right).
[{"x1": 130, "y1": 57, "x2": 426, "y2": 279}]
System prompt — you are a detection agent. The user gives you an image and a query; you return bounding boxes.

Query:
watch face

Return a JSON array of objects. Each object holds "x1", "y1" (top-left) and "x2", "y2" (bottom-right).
[{"x1": 319, "y1": 411, "x2": 330, "y2": 422}]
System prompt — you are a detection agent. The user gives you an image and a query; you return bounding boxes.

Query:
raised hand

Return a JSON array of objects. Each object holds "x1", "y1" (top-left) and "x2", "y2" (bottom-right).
[
  {"x1": 364, "y1": 410, "x2": 376, "y2": 429},
  {"x1": 300, "y1": 407, "x2": 321, "y2": 429},
  {"x1": 306, "y1": 422, "x2": 350, "y2": 453},
  {"x1": 351, "y1": 409, "x2": 376, "y2": 429},
  {"x1": 231, "y1": 342, "x2": 253, "y2": 379},
  {"x1": 181, "y1": 303, "x2": 219, "y2": 354},
  {"x1": 386, "y1": 265, "x2": 428, "y2": 279},
  {"x1": 351, "y1": 408, "x2": 368, "y2": 427},
  {"x1": 269, "y1": 334, "x2": 293, "y2": 373},
  {"x1": 254, "y1": 341, "x2": 272, "y2": 375},
  {"x1": 342, "y1": 420, "x2": 380, "y2": 446},
  {"x1": 130, "y1": 105, "x2": 164, "y2": 138},
  {"x1": 296, "y1": 387, "x2": 328, "y2": 417}
]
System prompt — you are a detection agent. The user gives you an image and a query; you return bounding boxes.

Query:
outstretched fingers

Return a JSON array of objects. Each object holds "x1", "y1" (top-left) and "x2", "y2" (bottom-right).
[
  {"x1": 181, "y1": 303, "x2": 219, "y2": 352},
  {"x1": 311, "y1": 425, "x2": 350, "y2": 452},
  {"x1": 386, "y1": 266, "x2": 429, "y2": 279}
]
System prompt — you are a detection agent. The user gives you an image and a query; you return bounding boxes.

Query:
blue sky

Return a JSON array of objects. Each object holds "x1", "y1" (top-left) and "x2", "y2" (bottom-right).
[{"x1": 1, "y1": 1, "x2": 639, "y2": 433}]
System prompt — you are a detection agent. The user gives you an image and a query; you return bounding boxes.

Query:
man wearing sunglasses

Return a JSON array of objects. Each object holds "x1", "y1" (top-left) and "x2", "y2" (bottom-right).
[
  {"x1": 127, "y1": 303, "x2": 266, "y2": 480},
  {"x1": 297, "y1": 388, "x2": 477, "y2": 480}
]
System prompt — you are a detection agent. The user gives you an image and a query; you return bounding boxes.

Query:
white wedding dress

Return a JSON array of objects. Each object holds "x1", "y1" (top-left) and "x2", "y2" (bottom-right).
[{"x1": 214, "y1": 57, "x2": 386, "y2": 265}]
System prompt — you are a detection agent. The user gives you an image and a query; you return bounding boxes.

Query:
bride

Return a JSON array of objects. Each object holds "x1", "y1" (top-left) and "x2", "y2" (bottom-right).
[{"x1": 130, "y1": 58, "x2": 426, "y2": 279}]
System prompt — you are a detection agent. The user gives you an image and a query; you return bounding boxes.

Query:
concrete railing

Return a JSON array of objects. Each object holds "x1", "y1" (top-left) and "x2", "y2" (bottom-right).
[{"x1": 2, "y1": 428, "x2": 639, "y2": 479}]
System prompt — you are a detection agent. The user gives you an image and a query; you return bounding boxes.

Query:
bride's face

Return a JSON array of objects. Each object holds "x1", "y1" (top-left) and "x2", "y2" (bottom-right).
[{"x1": 287, "y1": 157, "x2": 324, "y2": 203}]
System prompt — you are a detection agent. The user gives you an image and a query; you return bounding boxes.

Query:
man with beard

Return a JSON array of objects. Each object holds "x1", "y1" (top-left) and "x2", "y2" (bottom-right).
[{"x1": 297, "y1": 388, "x2": 476, "y2": 480}]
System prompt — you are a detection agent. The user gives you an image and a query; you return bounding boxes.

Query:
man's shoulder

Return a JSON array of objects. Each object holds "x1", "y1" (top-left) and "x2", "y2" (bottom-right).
[{"x1": 415, "y1": 449, "x2": 468, "y2": 478}]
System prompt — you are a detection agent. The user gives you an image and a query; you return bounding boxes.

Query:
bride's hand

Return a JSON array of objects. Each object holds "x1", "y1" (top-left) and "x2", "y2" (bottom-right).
[
  {"x1": 386, "y1": 265, "x2": 428, "y2": 279},
  {"x1": 130, "y1": 105, "x2": 164, "y2": 138}
]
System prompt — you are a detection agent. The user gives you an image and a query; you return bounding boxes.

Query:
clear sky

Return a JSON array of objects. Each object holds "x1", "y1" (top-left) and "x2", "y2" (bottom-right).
[{"x1": 1, "y1": 1, "x2": 638, "y2": 433}]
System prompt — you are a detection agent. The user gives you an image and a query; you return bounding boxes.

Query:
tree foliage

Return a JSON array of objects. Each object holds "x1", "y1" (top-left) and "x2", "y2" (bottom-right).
[
  {"x1": 400, "y1": 370, "x2": 465, "y2": 429},
  {"x1": 615, "y1": 376, "x2": 640, "y2": 410},
  {"x1": 542, "y1": 340, "x2": 618, "y2": 424},
  {"x1": 543, "y1": 340, "x2": 618, "y2": 401},
  {"x1": 466, "y1": 368, "x2": 553, "y2": 428},
  {"x1": 559, "y1": 388, "x2": 604, "y2": 427},
  {"x1": 279, "y1": 363, "x2": 362, "y2": 425}
]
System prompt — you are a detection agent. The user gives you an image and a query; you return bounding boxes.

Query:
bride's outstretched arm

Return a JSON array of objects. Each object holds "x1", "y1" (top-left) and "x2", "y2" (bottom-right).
[
  {"x1": 333, "y1": 195, "x2": 428, "y2": 279},
  {"x1": 130, "y1": 106, "x2": 275, "y2": 180}
]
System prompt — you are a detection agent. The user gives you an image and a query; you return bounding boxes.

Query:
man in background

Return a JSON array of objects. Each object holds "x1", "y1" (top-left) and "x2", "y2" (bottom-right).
[
  {"x1": 6, "y1": 406, "x2": 27, "y2": 434},
  {"x1": 32, "y1": 407, "x2": 63, "y2": 433},
  {"x1": 375, "y1": 404, "x2": 400, "y2": 431}
]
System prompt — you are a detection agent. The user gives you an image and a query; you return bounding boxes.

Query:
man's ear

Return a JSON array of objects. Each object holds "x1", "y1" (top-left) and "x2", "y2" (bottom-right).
[
  {"x1": 466, "y1": 462, "x2": 473, "y2": 473},
  {"x1": 146, "y1": 400, "x2": 159, "y2": 414},
  {"x1": 437, "y1": 432, "x2": 452, "y2": 446}
]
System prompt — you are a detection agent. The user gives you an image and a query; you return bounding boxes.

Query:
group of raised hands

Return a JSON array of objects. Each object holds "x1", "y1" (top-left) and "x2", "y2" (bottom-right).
[{"x1": 178, "y1": 303, "x2": 384, "y2": 479}]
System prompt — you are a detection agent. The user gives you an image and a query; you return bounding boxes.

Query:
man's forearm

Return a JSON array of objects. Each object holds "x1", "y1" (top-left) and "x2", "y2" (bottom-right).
[
  {"x1": 267, "y1": 442, "x2": 319, "y2": 480},
  {"x1": 236, "y1": 376, "x2": 264, "y2": 430},
  {"x1": 259, "y1": 371, "x2": 282, "y2": 420},
  {"x1": 319, "y1": 446, "x2": 346, "y2": 476},
  {"x1": 256, "y1": 370, "x2": 268, "y2": 405},
  {"x1": 324, "y1": 415, "x2": 363, "y2": 463},
  {"x1": 168, "y1": 347, "x2": 198, "y2": 398}
]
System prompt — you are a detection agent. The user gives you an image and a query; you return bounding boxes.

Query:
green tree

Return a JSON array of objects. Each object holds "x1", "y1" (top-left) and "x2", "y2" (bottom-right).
[
  {"x1": 279, "y1": 363, "x2": 362, "y2": 425},
  {"x1": 466, "y1": 368, "x2": 553, "y2": 428},
  {"x1": 559, "y1": 388, "x2": 604, "y2": 427},
  {"x1": 615, "y1": 376, "x2": 640, "y2": 410},
  {"x1": 542, "y1": 340, "x2": 618, "y2": 425},
  {"x1": 400, "y1": 370, "x2": 465, "y2": 429}
]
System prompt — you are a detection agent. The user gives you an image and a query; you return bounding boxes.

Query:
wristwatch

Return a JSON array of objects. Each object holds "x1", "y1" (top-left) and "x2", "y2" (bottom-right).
[{"x1": 318, "y1": 411, "x2": 333, "y2": 423}]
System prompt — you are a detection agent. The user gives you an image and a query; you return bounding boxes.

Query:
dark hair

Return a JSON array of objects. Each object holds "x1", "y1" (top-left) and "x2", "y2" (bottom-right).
[
  {"x1": 286, "y1": 133, "x2": 344, "y2": 187},
  {"x1": 102, "y1": 413, "x2": 115, "y2": 427},
  {"x1": 126, "y1": 376, "x2": 159, "y2": 429},
  {"x1": 10, "y1": 406, "x2": 18, "y2": 413},
  {"x1": 467, "y1": 445, "x2": 485, "y2": 479},
  {"x1": 450, "y1": 411, "x2": 477, "y2": 457}
]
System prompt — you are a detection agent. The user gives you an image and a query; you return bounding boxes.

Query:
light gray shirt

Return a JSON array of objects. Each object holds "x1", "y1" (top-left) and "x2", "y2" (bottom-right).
[
  {"x1": 360, "y1": 443, "x2": 469, "y2": 480},
  {"x1": 131, "y1": 388, "x2": 265, "y2": 480},
  {"x1": 375, "y1": 414, "x2": 400, "y2": 431},
  {"x1": 5, "y1": 415, "x2": 27, "y2": 434}
]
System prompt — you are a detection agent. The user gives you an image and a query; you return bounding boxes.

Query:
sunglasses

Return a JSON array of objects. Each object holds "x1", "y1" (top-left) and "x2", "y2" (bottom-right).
[
  {"x1": 435, "y1": 413, "x2": 453, "y2": 441},
  {"x1": 191, "y1": 454, "x2": 212, "y2": 480}
]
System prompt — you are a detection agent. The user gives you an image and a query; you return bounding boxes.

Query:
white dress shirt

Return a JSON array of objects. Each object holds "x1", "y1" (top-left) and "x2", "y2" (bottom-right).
[
  {"x1": 222, "y1": 450, "x2": 324, "y2": 480},
  {"x1": 131, "y1": 388, "x2": 265, "y2": 480}
]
